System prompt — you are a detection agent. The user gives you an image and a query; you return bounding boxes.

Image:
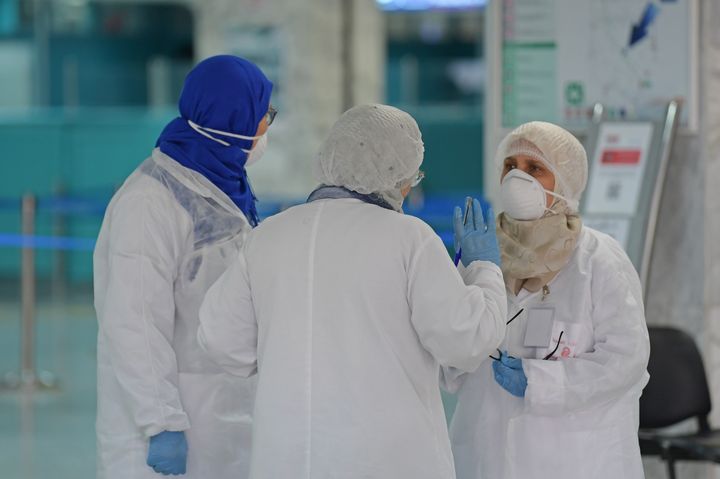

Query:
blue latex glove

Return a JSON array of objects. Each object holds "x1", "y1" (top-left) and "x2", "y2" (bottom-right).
[
  {"x1": 492, "y1": 350, "x2": 528, "y2": 397},
  {"x1": 147, "y1": 431, "x2": 188, "y2": 475},
  {"x1": 453, "y1": 198, "x2": 501, "y2": 267}
]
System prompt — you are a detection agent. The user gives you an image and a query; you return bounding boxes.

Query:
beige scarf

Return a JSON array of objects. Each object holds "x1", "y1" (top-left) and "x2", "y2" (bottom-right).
[{"x1": 497, "y1": 212, "x2": 582, "y2": 295}]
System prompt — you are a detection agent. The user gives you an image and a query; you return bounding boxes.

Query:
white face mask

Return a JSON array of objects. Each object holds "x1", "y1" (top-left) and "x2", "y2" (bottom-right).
[
  {"x1": 188, "y1": 119, "x2": 266, "y2": 165},
  {"x1": 500, "y1": 169, "x2": 568, "y2": 220},
  {"x1": 244, "y1": 133, "x2": 267, "y2": 167}
]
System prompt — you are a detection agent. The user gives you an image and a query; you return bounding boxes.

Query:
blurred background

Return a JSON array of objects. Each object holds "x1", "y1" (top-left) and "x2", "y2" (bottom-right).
[{"x1": 0, "y1": 0, "x2": 718, "y2": 478}]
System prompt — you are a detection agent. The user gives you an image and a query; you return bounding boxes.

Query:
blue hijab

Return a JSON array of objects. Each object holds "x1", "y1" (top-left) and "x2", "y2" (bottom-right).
[{"x1": 156, "y1": 55, "x2": 273, "y2": 226}]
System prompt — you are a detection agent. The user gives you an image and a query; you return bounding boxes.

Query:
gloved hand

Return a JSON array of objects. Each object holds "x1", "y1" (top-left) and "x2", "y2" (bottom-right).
[
  {"x1": 492, "y1": 350, "x2": 527, "y2": 397},
  {"x1": 453, "y1": 198, "x2": 501, "y2": 267},
  {"x1": 147, "y1": 430, "x2": 188, "y2": 475}
]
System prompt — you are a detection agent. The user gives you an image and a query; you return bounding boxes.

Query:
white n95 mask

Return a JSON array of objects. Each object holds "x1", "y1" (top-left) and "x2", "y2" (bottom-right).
[
  {"x1": 244, "y1": 133, "x2": 267, "y2": 167},
  {"x1": 500, "y1": 169, "x2": 567, "y2": 220}
]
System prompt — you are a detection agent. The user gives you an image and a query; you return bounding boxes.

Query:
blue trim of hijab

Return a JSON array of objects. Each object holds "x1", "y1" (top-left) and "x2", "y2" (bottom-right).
[
  {"x1": 156, "y1": 55, "x2": 273, "y2": 227},
  {"x1": 307, "y1": 186, "x2": 395, "y2": 211}
]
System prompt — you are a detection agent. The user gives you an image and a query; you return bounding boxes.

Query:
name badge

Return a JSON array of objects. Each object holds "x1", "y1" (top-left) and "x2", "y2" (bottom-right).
[{"x1": 523, "y1": 306, "x2": 556, "y2": 348}]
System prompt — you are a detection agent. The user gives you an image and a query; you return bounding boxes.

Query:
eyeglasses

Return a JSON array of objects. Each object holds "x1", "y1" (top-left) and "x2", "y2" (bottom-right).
[
  {"x1": 410, "y1": 170, "x2": 425, "y2": 188},
  {"x1": 542, "y1": 331, "x2": 564, "y2": 360},
  {"x1": 488, "y1": 309, "x2": 564, "y2": 362},
  {"x1": 488, "y1": 309, "x2": 524, "y2": 361},
  {"x1": 266, "y1": 105, "x2": 278, "y2": 126},
  {"x1": 506, "y1": 309, "x2": 523, "y2": 325},
  {"x1": 489, "y1": 332, "x2": 564, "y2": 362}
]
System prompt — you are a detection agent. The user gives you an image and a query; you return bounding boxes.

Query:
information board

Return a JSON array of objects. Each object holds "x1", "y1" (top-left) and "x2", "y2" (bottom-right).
[
  {"x1": 584, "y1": 122, "x2": 654, "y2": 216},
  {"x1": 501, "y1": 0, "x2": 697, "y2": 130}
]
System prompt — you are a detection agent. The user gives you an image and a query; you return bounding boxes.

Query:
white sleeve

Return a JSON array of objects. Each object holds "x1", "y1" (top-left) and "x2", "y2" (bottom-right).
[
  {"x1": 198, "y1": 247, "x2": 258, "y2": 378},
  {"x1": 439, "y1": 264, "x2": 481, "y2": 393},
  {"x1": 408, "y1": 234, "x2": 507, "y2": 372},
  {"x1": 98, "y1": 193, "x2": 190, "y2": 437},
  {"x1": 523, "y1": 259, "x2": 650, "y2": 416}
]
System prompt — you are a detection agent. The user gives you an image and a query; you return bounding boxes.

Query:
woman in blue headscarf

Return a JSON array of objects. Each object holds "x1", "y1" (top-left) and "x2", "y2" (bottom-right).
[{"x1": 94, "y1": 55, "x2": 274, "y2": 479}]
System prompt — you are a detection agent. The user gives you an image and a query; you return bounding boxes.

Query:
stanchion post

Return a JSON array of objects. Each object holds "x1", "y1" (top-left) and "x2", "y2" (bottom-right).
[
  {"x1": 20, "y1": 194, "x2": 37, "y2": 386},
  {"x1": 1, "y1": 194, "x2": 57, "y2": 392}
]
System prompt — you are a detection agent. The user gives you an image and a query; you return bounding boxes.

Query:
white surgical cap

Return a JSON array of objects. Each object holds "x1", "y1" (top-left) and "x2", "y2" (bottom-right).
[
  {"x1": 314, "y1": 104, "x2": 424, "y2": 211},
  {"x1": 495, "y1": 121, "x2": 588, "y2": 212}
]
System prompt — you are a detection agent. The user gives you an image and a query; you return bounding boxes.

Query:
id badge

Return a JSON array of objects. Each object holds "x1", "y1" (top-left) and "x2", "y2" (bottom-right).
[{"x1": 523, "y1": 306, "x2": 556, "y2": 348}]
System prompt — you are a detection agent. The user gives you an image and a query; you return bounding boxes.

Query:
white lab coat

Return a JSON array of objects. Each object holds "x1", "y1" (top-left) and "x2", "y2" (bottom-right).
[
  {"x1": 94, "y1": 149, "x2": 256, "y2": 479},
  {"x1": 198, "y1": 198, "x2": 507, "y2": 479},
  {"x1": 445, "y1": 227, "x2": 650, "y2": 479}
]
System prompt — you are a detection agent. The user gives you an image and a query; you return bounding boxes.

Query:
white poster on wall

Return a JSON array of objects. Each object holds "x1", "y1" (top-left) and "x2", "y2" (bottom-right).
[
  {"x1": 584, "y1": 122, "x2": 654, "y2": 216},
  {"x1": 582, "y1": 216, "x2": 632, "y2": 250}
]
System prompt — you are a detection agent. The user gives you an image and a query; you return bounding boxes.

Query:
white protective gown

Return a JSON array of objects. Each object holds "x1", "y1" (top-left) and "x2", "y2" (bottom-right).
[
  {"x1": 445, "y1": 226, "x2": 650, "y2": 479},
  {"x1": 94, "y1": 148, "x2": 256, "y2": 479},
  {"x1": 197, "y1": 198, "x2": 508, "y2": 479}
]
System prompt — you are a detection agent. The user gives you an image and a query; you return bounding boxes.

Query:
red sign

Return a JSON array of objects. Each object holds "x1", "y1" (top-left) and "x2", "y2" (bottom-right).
[{"x1": 601, "y1": 149, "x2": 642, "y2": 165}]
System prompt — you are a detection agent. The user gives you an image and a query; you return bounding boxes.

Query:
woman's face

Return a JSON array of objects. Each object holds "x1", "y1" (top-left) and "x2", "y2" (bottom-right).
[
  {"x1": 501, "y1": 154, "x2": 557, "y2": 208},
  {"x1": 252, "y1": 115, "x2": 269, "y2": 148}
]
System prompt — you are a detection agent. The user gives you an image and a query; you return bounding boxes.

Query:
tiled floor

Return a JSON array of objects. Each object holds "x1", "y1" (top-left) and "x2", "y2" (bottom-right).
[
  {"x1": 0, "y1": 293, "x2": 706, "y2": 479},
  {"x1": 0, "y1": 298, "x2": 97, "y2": 479}
]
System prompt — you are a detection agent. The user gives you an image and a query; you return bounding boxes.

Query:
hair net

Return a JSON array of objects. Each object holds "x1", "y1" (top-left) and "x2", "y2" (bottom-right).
[
  {"x1": 314, "y1": 104, "x2": 424, "y2": 211},
  {"x1": 495, "y1": 121, "x2": 588, "y2": 212}
]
